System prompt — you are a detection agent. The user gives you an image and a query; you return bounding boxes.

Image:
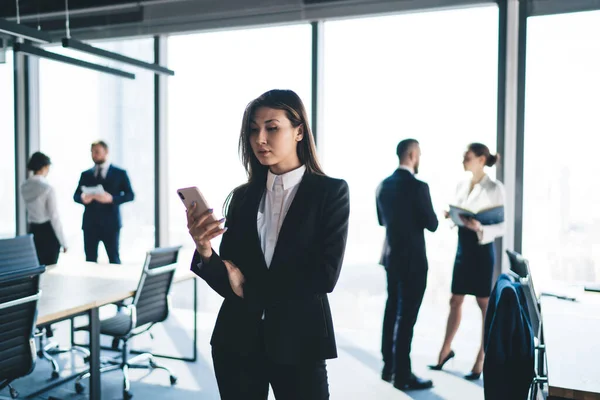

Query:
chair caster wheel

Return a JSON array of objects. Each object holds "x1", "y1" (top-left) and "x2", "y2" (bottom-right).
[
  {"x1": 124, "y1": 390, "x2": 133, "y2": 399},
  {"x1": 51, "y1": 370, "x2": 59, "y2": 379},
  {"x1": 9, "y1": 387, "x2": 19, "y2": 399},
  {"x1": 170, "y1": 375, "x2": 178, "y2": 385},
  {"x1": 75, "y1": 382, "x2": 85, "y2": 394}
]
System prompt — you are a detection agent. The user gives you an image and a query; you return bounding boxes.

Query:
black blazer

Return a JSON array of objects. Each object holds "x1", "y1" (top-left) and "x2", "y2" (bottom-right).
[
  {"x1": 73, "y1": 165, "x2": 135, "y2": 231},
  {"x1": 376, "y1": 169, "x2": 438, "y2": 274},
  {"x1": 483, "y1": 274, "x2": 535, "y2": 400},
  {"x1": 191, "y1": 172, "x2": 350, "y2": 364}
]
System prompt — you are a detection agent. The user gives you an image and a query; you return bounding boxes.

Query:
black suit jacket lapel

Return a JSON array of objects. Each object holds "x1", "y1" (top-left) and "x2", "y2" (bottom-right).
[{"x1": 269, "y1": 172, "x2": 313, "y2": 270}]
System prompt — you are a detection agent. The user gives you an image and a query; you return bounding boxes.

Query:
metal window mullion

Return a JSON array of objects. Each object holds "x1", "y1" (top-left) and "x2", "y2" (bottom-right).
[{"x1": 154, "y1": 35, "x2": 169, "y2": 247}]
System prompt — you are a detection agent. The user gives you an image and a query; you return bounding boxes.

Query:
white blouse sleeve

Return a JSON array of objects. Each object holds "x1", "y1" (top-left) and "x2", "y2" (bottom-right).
[
  {"x1": 46, "y1": 187, "x2": 68, "y2": 248},
  {"x1": 478, "y1": 181, "x2": 506, "y2": 245}
]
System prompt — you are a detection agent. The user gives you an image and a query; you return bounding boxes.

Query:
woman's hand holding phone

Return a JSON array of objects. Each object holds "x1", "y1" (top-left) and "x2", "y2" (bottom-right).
[{"x1": 186, "y1": 203, "x2": 227, "y2": 261}]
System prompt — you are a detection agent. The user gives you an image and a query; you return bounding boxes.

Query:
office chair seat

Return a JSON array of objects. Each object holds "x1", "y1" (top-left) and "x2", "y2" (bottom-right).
[
  {"x1": 98, "y1": 313, "x2": 133, "y2": 337},
  {"x1": 77, "y1": 311, "x2": 155, "y2": 339}
]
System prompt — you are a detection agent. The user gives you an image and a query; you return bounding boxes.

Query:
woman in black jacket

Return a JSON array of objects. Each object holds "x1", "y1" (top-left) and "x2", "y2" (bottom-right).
[{"x1": 187, "y1": 89, "x2": 350, "y2": 400}]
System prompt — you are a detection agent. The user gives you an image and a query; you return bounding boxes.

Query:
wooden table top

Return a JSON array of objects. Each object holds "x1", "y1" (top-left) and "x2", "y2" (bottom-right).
[
  {"x1": 37, "y1": 260, "x2": 196, "y2": 326},
  {"x1": 542, "y1": 289, "x2": 600, "y2": 400}
]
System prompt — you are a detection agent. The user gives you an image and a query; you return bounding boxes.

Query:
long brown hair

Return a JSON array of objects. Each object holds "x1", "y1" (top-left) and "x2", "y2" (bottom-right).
[
  {"x1": 224, "y1": 89, "x2": 324, "y2": 215},
  {"x1": 239, "y1": 89, "x2": 324, "y2": 184}
]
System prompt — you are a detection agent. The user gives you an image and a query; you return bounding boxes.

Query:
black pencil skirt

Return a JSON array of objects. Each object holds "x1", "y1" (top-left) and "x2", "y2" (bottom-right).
[
  {"x1": 28, "y1": 221, "x2": 61, "y2": 266},
  {"x1": 451, "y1": 227, "x2": 495, "y2": 298}
]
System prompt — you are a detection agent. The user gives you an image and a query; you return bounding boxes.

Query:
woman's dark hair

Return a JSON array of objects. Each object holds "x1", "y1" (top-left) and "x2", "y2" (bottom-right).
[
  {"x1": 26, "y1": 152, "x2": 51, "y2": 173},
  {"x1": 239, "y1": 89, "x2": 324, "y2": 184},
  {"x1": 224, "y1": 89, "x2": 324, "y2": 215},
  {"x1": 468, "y1": 142, "x2": 500, "y2": 167}
]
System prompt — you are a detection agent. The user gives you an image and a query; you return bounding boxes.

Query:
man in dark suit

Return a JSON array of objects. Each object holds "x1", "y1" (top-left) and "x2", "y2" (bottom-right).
[
  {"x1": 74, "y1": 140, "x2": 134, "y2": 264},
  {"x1": 376, "y1": 138, "x2": 439, "y2": 391}
]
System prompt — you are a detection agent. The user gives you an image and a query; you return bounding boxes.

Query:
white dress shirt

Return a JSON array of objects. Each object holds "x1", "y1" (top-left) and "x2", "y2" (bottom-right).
[
  {"x1": 20, "y1": 175, "x2": 68, "y2": 247},
  {"x1": 257, "y1": 165, "x2": 306, "y2": 268},
  {"x1": 95, "y1": 161, "x2": 111, "y2": 179},
  {"x1": 454, "y1": 174, "x2": 505, "y2": 245}
]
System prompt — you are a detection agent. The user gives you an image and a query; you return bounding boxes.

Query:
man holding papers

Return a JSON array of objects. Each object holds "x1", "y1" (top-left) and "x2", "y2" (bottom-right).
[
  {"x1": 429, "y1": 142, "x2": 505, "y2": 381},
  {"x1": 73, "y1": 140, "x2": 134, "y2": 264}
]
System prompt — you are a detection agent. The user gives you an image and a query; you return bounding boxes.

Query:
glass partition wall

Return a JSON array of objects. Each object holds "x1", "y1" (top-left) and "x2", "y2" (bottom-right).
[
  {"x1": 38, "y1": 39, "x2": 155, "y2": 263},
  {"x1": 522, "y1": 10, "x2": 600, "y2": 284}
]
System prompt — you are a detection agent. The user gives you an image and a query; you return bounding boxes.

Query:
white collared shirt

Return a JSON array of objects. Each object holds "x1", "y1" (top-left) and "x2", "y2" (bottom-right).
[
  {"x1": 398, "y1": 164, "x2": 414, "y2": 175},
  {"x1": 257, "y1": 165, "x2": 306, "y2": 268},
  {"x1": 454, "y1": 174, "x2": 505, "y2": 244},
  {"x1": 20, "y1": 175, "x2": 68, "y2": 247},
  {"x1": 95, "y1": 161, "x2": 111, "y2": 179}
]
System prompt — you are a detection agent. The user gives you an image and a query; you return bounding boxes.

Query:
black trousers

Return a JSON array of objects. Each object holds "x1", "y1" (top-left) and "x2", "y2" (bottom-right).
[
  {"x1": 212, "y1": 332, "x2": 329, "y2": 400},
  {"x1": 84, "y1": 227, "x2": 121, "y2": 264},
  {"x1": 29, "y1": 221, "x2": 60, "y2": 266},
  {"x1": 381, "y1": 268, "x2": 427, "y2": 383}
]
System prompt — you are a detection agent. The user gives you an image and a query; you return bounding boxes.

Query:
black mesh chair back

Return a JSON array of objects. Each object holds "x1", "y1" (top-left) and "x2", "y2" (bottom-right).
[
  {"x1": 0, "y1": 235, "x2": 45, "y2": 389},
  {"x1": 506, "y1": 249, "x2": 540, "y2": 338},
  {"x1": 132, "y1": 246, "x2": 181, "y2": 328},
  {"x1": 0, "y1": 234, "x2": 42, "y2": 273},
  {"x1": 507, "y1": 249, "x2": 529, "y2": 279}
]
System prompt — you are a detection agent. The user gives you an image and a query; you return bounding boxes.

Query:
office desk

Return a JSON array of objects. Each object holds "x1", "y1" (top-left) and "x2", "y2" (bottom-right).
[
  {"x1": 542, "y1": 291, "x2": 600, "y2": 400},
  {"x1": 34, "y1": 261, "x2": 196, "y2": 400}
]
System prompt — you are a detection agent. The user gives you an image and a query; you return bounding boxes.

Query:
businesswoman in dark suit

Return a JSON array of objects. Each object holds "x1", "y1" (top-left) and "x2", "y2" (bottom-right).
[
  {"x1": 429, "y1": 143, "x2": 505, "y2": 380},
  {"x1": 186, "y1": 89, "x2": 350, "y2": 400},
  {"x1": 21, "y1": 152, "x2": 68, "y2": 265}
]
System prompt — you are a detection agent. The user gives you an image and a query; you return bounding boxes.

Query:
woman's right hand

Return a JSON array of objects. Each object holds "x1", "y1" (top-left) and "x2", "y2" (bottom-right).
[{"x1": 186, "y1": 203, "x2": 226, "y2": 261}]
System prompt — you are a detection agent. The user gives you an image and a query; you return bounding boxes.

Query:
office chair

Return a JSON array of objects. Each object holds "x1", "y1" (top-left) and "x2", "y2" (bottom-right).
[
  {"x1": 73, "y1": 246, "x2": 181, "y2": 399},
  {"x1": 506, "y1": 249, "x2": 547, "y2": 400},
  {"x1": 0, "y1": 234, "x2": 88, "y2": 380},
  {"x1": 0, "y1": 235, "x2": 46, "y2": 399}
]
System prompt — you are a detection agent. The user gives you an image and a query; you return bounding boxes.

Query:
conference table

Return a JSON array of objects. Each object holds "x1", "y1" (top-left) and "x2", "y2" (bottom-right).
[
  {"x1": 33, "y1": 259, "x2": 197, "y2": 400},
  {"x1": 541, "y1": 288, "x2": 600, "y2": 400}
]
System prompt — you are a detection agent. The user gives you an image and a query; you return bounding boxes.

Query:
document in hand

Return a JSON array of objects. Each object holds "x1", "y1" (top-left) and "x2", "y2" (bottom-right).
[
  {"x1": 81, "y1": 184, "x2": 105, "y2": 195},
  {"x1": 449, "y1": 204, "x2": 504, "y2": 226}
]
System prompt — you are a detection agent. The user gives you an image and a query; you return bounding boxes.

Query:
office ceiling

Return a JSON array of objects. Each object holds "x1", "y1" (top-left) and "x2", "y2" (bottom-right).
[
  {"x1": 0, "y1": 0, "x2": 139, "y2": 18},
  {"x1": 0, "y1": 0, "x2": 492, "y2": 41}
]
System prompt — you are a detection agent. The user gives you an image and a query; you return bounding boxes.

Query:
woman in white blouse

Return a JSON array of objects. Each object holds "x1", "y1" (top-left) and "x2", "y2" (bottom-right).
[
  {"x1": 21, "y1": 152, "x2": 67, "y2": 265},
  {"x1": 429, "y1": 143, "x2": 505, "y2": 380}
]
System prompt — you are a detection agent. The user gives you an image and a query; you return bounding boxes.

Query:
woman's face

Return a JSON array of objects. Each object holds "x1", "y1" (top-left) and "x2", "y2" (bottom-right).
[
  {"x1": 462, "y1": 150, "x2": 484, "y2": 172},
  {"x1": 249, "y1": 107, "x2": 303, "y2": 174},
  {"x1": 39, "y1": 165, "x2": 50, "y2": 176}
]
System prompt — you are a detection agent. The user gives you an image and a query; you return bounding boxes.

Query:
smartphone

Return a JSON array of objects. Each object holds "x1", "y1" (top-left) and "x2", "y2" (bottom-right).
[{"x1": 177, "y1": 186, "x2": 216, "y2": 222}]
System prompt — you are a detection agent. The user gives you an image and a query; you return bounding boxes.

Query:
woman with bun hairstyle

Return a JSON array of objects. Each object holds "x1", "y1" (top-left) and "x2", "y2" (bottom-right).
[
  {"x1": 20, "y1": 151, "x2": 68, "y2": 265},
  {"x1": 429, "y1": 142, "x2": 505, "y2": 380}
]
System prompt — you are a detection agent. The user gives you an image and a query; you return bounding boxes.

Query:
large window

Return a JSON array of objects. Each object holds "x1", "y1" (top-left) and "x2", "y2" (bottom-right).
[
  {"x1": 0, "y1": 51, "x2": 15, "y2": 238},
  {"x1": 322, "y1": 6, "x2": 499, "y2": 303},
  {"x1": 167, "y1": 25, "x2": 312, "y2": 264},
  {"x1": 523, "y1": 11, "x2": 600, "y2": 284},
  {"x1": 39, "y1": 39, "x2": 155, "y2": 263}
]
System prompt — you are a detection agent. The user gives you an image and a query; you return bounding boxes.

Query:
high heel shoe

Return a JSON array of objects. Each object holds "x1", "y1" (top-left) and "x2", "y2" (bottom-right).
[
  {"x1": 464, "y1": 371, "x2": 481, "y2": 380},
  {"x1": 428, "y1": 350, "x2": 455, "y2": 371}
]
